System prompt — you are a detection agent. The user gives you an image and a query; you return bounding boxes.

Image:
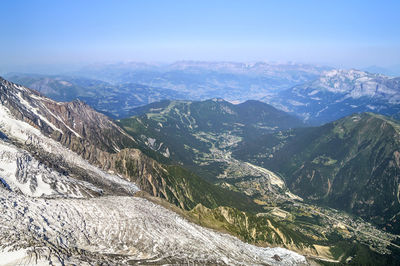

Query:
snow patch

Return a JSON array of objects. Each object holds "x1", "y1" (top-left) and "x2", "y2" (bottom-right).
[
  {"x1": 0, "y1": 248, "x2": 29, "y2": 265},
  {"x1": 16, "y1": 92, "x2": 63, "y2": 134}
]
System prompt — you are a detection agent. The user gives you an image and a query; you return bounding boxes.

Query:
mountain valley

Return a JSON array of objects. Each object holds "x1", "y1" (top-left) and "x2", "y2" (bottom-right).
[
  {"x1": 235, "y1": 112, "x2": 400, "y2": 235},
  {"x1": 1, "y1": 67, "x2": 400, "y2": 265},
  {"x1": 0, "y1": 77, "x2": 315, "y2": 264},
  {"x1": 118, "y1": 96, "x2": 400, "y2": 264}
]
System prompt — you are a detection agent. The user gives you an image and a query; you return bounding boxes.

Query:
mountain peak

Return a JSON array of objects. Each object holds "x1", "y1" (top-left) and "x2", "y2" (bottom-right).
[{"x1": 320, "y1": 68, "x2": 387, "y2": 80}]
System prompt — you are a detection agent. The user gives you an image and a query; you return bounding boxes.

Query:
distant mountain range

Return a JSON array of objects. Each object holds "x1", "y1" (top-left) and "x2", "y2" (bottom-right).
[
  {"x1": 5, "y1": 74, "x2": 186, "y2": 118},
  {"x1": 78, "y1": 60, "x2": 330, "y2": 84},
  {"x1": 78, "y1": 61, "x2": 330, "y2": 103},
  {"x1": 6, "y1": 64, "x2": 400, "y2": 127},
  {"x1": 6, "y1": 61, "x2": 329, "y2": 110},
  {"x1": 267, "y1": 69, "x2": 400, "y2": 125}
]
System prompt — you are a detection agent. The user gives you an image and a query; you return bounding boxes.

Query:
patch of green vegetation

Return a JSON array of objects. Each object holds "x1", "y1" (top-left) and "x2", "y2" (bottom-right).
[
  {"x1": 119, "y1": 99, "x2": 303, "y2": 185},
  {"x1": 163, "y1": 165, "x2": 263, "y2": 212},
  {"x1": 294, "y1": 213, "x2": 322, "y2": 225},
  {"x1": 312, "y1": 155, "x2": 337, "y2": 166},
  {"x1": 327, "y1": 240, "x2": 400, "y2": 266}
]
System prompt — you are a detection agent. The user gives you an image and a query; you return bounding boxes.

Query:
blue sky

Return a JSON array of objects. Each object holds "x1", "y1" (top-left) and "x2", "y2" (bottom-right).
[{"x1": 2, "y1": 0, "x2": 400, "y2": 71}]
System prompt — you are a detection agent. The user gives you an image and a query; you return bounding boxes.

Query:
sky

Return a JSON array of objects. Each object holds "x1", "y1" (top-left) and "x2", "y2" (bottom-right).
[{"x1": 2, "y1": 0, "x2": 400, "y2": 72}]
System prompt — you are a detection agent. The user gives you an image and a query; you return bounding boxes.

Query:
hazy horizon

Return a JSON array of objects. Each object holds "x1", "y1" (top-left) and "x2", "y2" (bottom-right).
[
  {"x1": 2, "y1": 60, "x2": 400, "y2": 77},
  {"x1": 2, "y1": 0, "x2": 400, "y2": 74}
]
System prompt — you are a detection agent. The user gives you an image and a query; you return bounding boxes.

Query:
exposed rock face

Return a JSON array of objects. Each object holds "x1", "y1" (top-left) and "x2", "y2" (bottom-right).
[{"x1": 98, "y1": 148, "x2": 171, "y2": 200}]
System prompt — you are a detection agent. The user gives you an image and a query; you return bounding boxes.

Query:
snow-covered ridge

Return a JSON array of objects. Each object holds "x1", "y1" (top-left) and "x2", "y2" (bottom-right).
[
  {"x1": 1, "y1": 79, "x2": 74, "y2": 135},
  {"x1": 271, "y1": 68, "x2": 400, "y2": 123},
  {"x1": 310, "y1": 69, "x2": 399, "y2": 99}
]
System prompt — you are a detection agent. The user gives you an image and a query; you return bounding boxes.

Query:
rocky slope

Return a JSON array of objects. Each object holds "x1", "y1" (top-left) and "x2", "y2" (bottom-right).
[{"x1": 267, "y1": 69, "x2": 400, "y2": 124}]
